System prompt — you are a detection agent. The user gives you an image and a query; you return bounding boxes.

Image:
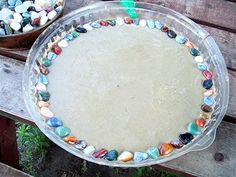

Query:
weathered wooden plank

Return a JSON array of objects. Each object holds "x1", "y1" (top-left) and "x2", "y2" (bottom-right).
[
  {"x1": 155, "y1": 121, "x2": 236, "y2": 177},
  {"x1": 0, "y1": 162, "x2": 32, "y2": 177}
]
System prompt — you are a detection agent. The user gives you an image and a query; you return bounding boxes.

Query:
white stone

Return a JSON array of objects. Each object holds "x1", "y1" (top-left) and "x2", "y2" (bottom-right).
[
  {"x1": 116, "y1": 17, "x2": 124, "y2": 25},
  {"x1": 13, "y1": 13, "x2": 23, "y2": 23},
  {"x1": 36, "y1": 83, "x2": 47, "y2": 91},
  {"x1": 83, "y1": 145, "x2": 95, "y2": 155},
  {"x1": 35, "y1": 0, "x2": 50, "y2": 8},
  {"x1": 194, "y1": 56, "x2": 204, "y2": 63},
  {"x1": 23, "y1": 24, "x2": 34, "y2": 32},
  {"x1": 83, "y1": 23, "x2": 93, "y2": 31},
  {"x1": 47, "y1": 10, "x2": 57, "y2": 20},
  {"x1": 30, "y1": 11, "x2": 39, "y2": 20},
  {"x1": 22, "y1": 1, "x2": 33, "y2": 9},
  {"x1": 39, "y1": 14, "x2": 48, "y2": 26},
  {"x1": 10, "y1": 21, "x2": 21, "y2": 31},
  {"x1": 58, "y1": 39, "x2": 68, "y2": 48},
  {"x1": 139, "y1": 19, "x2": 147, "y2": 27},
  {"x1": 32, "y1": 4, "x2": 42, "y2": 12},
  {"x1": 38, "y1": 10, "x2": 47, "y2": 17},
  {"x1": 15, "y1": 4, "x2": 28, "y2": 13}
]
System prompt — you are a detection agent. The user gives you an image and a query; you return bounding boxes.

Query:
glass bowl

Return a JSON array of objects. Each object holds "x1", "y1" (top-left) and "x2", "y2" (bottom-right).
[{"x1": 22, "y1": 1, "x2": 229, "y2": 167}]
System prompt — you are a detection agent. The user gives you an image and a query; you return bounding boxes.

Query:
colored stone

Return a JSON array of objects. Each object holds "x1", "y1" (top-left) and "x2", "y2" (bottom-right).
[
  {"x1": 47, "y1": 51, "x2": 57, "y2": 60},
  {"x1": 13, "y1": 13, "x2": 23, "y2": 23},
  {"x1": 83, "y1": 145, "x2": 96, "y2": 155},
  {"x1": 159, "y1": 143, "x2": 174, "y2": 156},
  {"x1": 23, "y1": 24, "x2": 33, "y2": 32},
  {"x1": 55, "y1": 126, "x2": 71, "y2": 137},
  {"x1": 47, "y1": 117, "x2": 63, "y2": 127},
  {"x1": 155, "y1": 20, "x2": 164, "y2": 29},
  {"x1": 70, "y1": 31, "x2": 79, "y2": 38},
  {"x1": 64, "y1": 34, "x2": 74, "y2": 41},
  {"x1": 38, "y1": 90, "x2": 50, "y2": 101},
  {"x1": 132, "y1": 18, "x2": 139, "y2": 25},
  {"x1": 40, "y1": 107, "x2": 54, "y2": 118},
  {"x1": 133, "y1": 152, "x2": 149, "y2": 162},
  {"x1": 161, "y1": 26, "x2": 168, "y2": 32},
  {"x1": 15, "y1": 4, "x2": 28, "y2": 13},
  {"x1": 203, "y1": 96, "x2": 215, "y2": 106},
  {"x1": 21, "y1": 17, "x2": 31, "y2": 27},
  {"x1": 127, "y1": 9, "x2": 138, "y2": 19},
  {"x1": 201, "y1": 104, "x2": 213, "y2": 113},
  {"x1": 58, "y1": 39, "x2": 68, "y2": 48},
  {"x1": 167, "y1": 30, "x2": 177, "y2": 38},
  {"x1": 197, "y1": 63, "x2": 207, "y2": 71},
  {"x1": 0, "y1": 28, "x2": 5, "y2": 36},
  {"x1": 75, "y1": 140, "x2": 87, "y2": 150},
  {"x1": 27, "y1": 6, "x2": 36, "y2": 12},
  {"x1": 170, "y1": 140, "x2": 183, "y2": 149},
  {"x1": 203, "y1": 79, "x2": 213, "y2": 89},
  {"x1": 90, "y1": 21, "x2": 101, "y2": 29},
  {"x1": 146, "y1": 147, "x2": 160, "y2": 159},
  {"x1": 38, "y1": 74, "x2": 48, "y2": 85},
  {"x1": 30, "y1": 11, "x2": 39, "y2": 20},
  {"x1": 36, "y1": 83, "x2": 47, "y2": 91},
  {"x1": 107, "y1": 20, "x2": 116, "y2": 26},
  {"x1": 42, "y1": 58, "x2": 52, "y2": 67},
  {"x1": 179, "y1": 132, "x2": 194, "y2": 145},
  {"x1": 185, "y1": 41, "x2": 194, "y2": 48},
  {"x1": 195, "y1": 118, "x2": 206, "y2": 128},
  {"x1": 8, "y1": 0, "x2": 17, "y2": 6},
  {"x1": 194, "y1": 56, "x2": 204, "y2": 63},
  {"x1": 64, "y1": 136, "x2": 77, "y2": 144},
  {"x1": 39, "y1": 14, "x2": 48, "y2": 26},
  {"x1": 203, "y1": 70, "x2": 213, "y2": 80},
  {"x1": 204, "y1": 89, "x2": 214, "y2": 96},
  {"x1": 187, "y1": 122, "x2": 201, "y2": 135},
  {"x1": 175, "y1": 35, "x2": 187, "y2": 44},
  {"x1": 83, "y1": 23, "x2": 93, "y2": 31},
  {"x1": 117, "y1": 151, "x2": 133, "y2": 162},
  {"x1": 105, "y1": 150, "x2": 118, "y2": 161},
  {"x1": 75, "y1": 26, "x2": 87, "y2": 33},
  {"x1": 116, "y1": 17, "x2": 124, "y2": 25},
  {"x1": 190, "y1": 48, "x2": 200, "y2": 56},
  {"x1": 92, "y1": 149, "x2": 108, "y2": 158},
  {"x1": 124, "y1": 17, "x2": 133, "y2": 24},
  {"x1": 37, "y1": 101, "x2": 49, "y2": 108},
  {"x1": 139, "y1": 19, "x2": 146, "y2": 27},
  {"x1": 47, "y1": 10, "x2": 57, "y2": 20},
  {"x1": 100, "y1": 20, "x2": 109, "y2": 26},
  {"x1": 147, "y1": 20, "x2": 155, "y2": 29},
  {"x1": 39, "y1": 65, "x2": 49, "y2": 75},
  {"x1": 52, "y1": 45, "x2": 62, "y2": 55}
]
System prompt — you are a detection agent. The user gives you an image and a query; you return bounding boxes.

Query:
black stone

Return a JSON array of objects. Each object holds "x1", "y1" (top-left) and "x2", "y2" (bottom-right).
[
  {"x1": 21, "y1": 17, "x2": 31, "y2": 27},
  {"x1": 179, "y1": 132, "x2": 194, "y2": 145},
  {"x1": 167, "y1": 30, "x2": 177, "y2": 38},
  {"x1": 203, "y1": 79, "x2": 213, "y2": 89},
  {"x1": 27, "y1": 6, "x2": 36, "y2": 12},
  {"x1": 75, "y1": 26, "x2": 87, "y2": 33},
  {"x1": 201, "y1": 104, "x2": 213, "y2": 113},
  {"x1": 107, "y1": 20, "x2": 116, "y2": 26}
]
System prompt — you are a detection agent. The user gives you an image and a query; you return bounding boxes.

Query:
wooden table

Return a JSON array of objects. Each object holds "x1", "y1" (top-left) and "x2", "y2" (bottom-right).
[{"x1": 0, "y1": 0, "x2": 236, "y2": 176}]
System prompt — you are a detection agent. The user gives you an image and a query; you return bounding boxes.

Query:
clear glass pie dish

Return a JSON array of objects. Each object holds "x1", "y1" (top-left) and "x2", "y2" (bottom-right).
[{"x1": 22, "y1": 1, "x2": 229, "y2": 167}]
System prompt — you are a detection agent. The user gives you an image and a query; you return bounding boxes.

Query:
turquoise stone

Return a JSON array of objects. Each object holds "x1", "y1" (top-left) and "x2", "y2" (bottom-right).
[
  {"x1": 38, "y1": 91, "x2": 50, "y2": 101},
  {"x1": 42, "y1": 58, "x2": 52, "y2": 67},
  {"x1": 90, "y1": 22, "x2": 101, "y2": 29},
  {"x1": 146, "y1": 147, "x2": 160, "y2": 159},
  {"x1": 47, "y1": 52, "x2": 57, "y2": 60},
  {"x1": 190, "y1": 48, "x2": 200, "y2": 56},
  {"x1": 133, "y1": 152, "x2": 149, "y2": 162},
  {"x1": 187, "y1": 122, "x2": 201, "y2": 135},
  {"x1": 203, "y1": 96, "x2": 215, "y2": 106},
  {"x1": 38, "y1": 74, "x2": 48, "y2": 85},
  {"x1": 154, "y1": 20, "x2": 164, "y2": 29},
  {"x1": 22, "y1": 12, "x2": 31, "y2": 18},
  {"x1": 175, "y1": 35, "x2": 187, "y2": 44},
  {"x1": 21, "y1": 17, "x2": 31, "y2": 27},
  {"x1": 47, "y1": 117, "x2": 63, "y2": 127},
  {"x1": 55, "y1": 126, "x2": 71, "y2": 137},
  {"x1": 105, "y1": 150, "x2": 118, "y2": 161},
  {"x1": 65, "y1": 34, "x2": 74, "y2": 41},
  {"x1": 133, "y1": 18, "x2": 139, "y2": 25},
  {"x1": 126, "y1": 9, "x2": 138, "y2": 19},
  {"x1": 71, "y1": 31, "x2": 79, "y2": 38},
  {"x1": 197, "y1": 63, "x2": 207, "y2": 71},
  {"x1": 147, "y1": 20, "x2": 155, "y2": 29}
]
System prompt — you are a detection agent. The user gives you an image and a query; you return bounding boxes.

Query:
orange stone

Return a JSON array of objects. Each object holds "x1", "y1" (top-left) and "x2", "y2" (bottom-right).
[
  {"x1": 64, "y1": 136, "x2": 77, "y2": 144},
  {"x1": 185, "y1": 41, "x2": 194, "y2": 48},
  {"x1": 159, "y1": 143, "x2": 174, "y2": 156},
  {"x1": 195, "y1": 118, "x2": 206, "y2": 128}
]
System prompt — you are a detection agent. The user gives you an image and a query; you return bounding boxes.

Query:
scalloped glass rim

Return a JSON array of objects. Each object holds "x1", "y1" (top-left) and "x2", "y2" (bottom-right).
[{"x1": 22, "y1": 1, "x2": 229, "y2": 167}]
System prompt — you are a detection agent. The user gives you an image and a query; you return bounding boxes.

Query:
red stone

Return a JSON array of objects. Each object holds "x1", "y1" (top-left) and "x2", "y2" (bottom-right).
[
  {"x1": 195, "y1": 118, "x2": 206, "y2": 128},
  {"x1": 52, "y1": 45, "x2": 62, "y2": 55},
  {"x1": 159, "y1": 143, "x2": 174, "y2": 156},
  {"x1": 201, "y1": 104, "x2": 213, "y2": 113},
  {"x1": 100, "y1": 20, "x2": 109, "y2": 26},
  {"x1": 92, "y1": 148, "x2": 108, "y2": 158},
  {"x1": 124, "y1": 17, "x2": 133, "y2": 24},
  {"x1": 161, "y1": 26, "x2": 169, "y2": 32},
  {"x1": 203, "y1": 70, "x2": 213, "y2": 80},
  {"x1": 170, "y1": 140, "x2": 183, "y2": 149},
  {"x1": 31, "y1": 17, "x2": 40, "y2": 25}
]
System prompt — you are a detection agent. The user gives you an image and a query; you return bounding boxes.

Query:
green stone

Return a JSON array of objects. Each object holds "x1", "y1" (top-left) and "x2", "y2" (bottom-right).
[
  {"x1": 55, "y1": 126, "x2": 71, "y2": 137},
  {"x1": 187, "y1": 122, "x2": 201, "y2": 135},
  {"x1": 146, "y1": 147, "x2": 160, "y2": 159},
  {"x1": 127, "y1": 9, "x2": 138, "y2": 18},
  {"x1": 38, "y1": 91, "x2": 50, "y2": 101},
  {"x1": 104, "y1": 150, "x2": 118, "y2": 161},
  {"x1": 42, "y1": 58, "x2": 52, "y2": 67},
  {"x1": 71, "y1": 31, "x2": 79, "y2": 38}
]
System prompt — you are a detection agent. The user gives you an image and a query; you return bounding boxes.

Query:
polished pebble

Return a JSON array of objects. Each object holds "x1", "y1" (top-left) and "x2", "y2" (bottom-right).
[
  {"x1": 185, "y1": 41, "x2": 194, "y2": 48},
  {"x1": 40, "y1": 14, "x2": 48, "y2": 26},
  {"x1": 48, "y1": 10, "x2": 57, "y2": 20},
  {"x1": 167, "y1": 30, "x2": 177, "y2": 38},
  {"x1": 159, "y1": 143, "x2": 174, "y2": 156},
  {"x1": 55, "y1": 126, "x2": 71, "y2": 137},
  {"x1": 195, "y1": 118, "x2": 206, "y2": 128},
  {"x1": 47, "y1": 51, "x2": 57, "y2": 60},
  {"x1": 190, "y1": 48, "x2": 200, "y2": 56},
  {"x1": 38, "y1": 90, "x2": 50, "y2": 101},
  {"x1": 139, "y1": 19, "x2": 146, "y2": 27},
  {"x1": 92, "y1": 148, "x2": 108, "y2": 158},
  {"x1": 23, "y1": 24, "x2": 34, "y2": 32},
  {"x1": 100, "y1": 20, "x2": 109, "y2": 26},
  {"x1": 31, "y1": 17, "x2": 40, "y2": 25},
  {"x1": 117, "y1": 151, "x2": 133, "y2": 162},
  {"x1": 13, "y1": 13, "x2": 23, "y2": 23},
  {"x1": 187, "y1": 122, "x2": 201, "y2": 135},
  {"x1": 37, "y1": 101, "x2": 49, "y2": 108},
  {"x1": 71, "y1": 31, "x2": 79, "y2": 38},
  {"x1": 38, "y1": 74, "x2": 48, "y2": 85},
  {"x1": 161, "y1": 26, "x2": 169, "y2": 32},
  {"x1": 203, "y1": 79, "x2": 213, "y2": 89},
  {"x1": 201, "y1": 104, "x2": 213, "y2": 113},
  {"x1": 42, "y1": 58, "x2": 52, "y2": 67},
  {"x1": 133, "y1": 18, "x2": 139, "y2": 25},
  {"x1": 197, "y1": 63, "x2": 207, "y2": 71},
  {"x1": 83, "y1": 23, "x2": 93, "y2": 31},
  {"x1": 154, "y1": 20, "x2": 164, "y2": 29},
  {"x1": 36, "y1": 83, "x2": 47, "y2": 91},
  {"x1": 203, "y1": 70, "x2": 213, "y2": 80},
  {"x1": 179, "y1": 132, "x2": 194, "y2": 145},
  {"x1": 52, "y1": 45, "x2": 62, "y2": 55},
  {"x1": 107, "y1": 19, "x2": 116, "y2": 26},
  {"x1": 203, "y1": 96, "x2": 215, "y2": 106},
  {"x1": 75, "y1": 140, "x2": 87, "y2": 150},
  {"x1": 204, "y1": 89, "x2": 214, "y2": 96},
  {"x1": 64, "y1": 34, "x2": 74, "y2": 41},
  {"x1": 116, "y1": 17, "x2": 124, "y2": 25},
  {"x1": 64, "y1": 136, "x2": 77, "y2": 144},
  {"x1": 90, "y1": 21, "x2": 101, "y2": 29},
  {"x1": 147, "y1": 19, "x2": 155, "y2": 29},
  {"x1": 194, "y1": 56, "x2": 204, "y2": 63},
  {"x1": 47, "y1": 117, "x2": 63, "y2": 127},
  {"x1": 39, "y1": 65, "x2": 49, "y2": 75},
  {"x1": 10, "y1": 21, "x2": 21, "y2": 31},
  {"x1": 104, "y1": 150, "x2": 118, "y2": 161},
  {"x1": 124, "y1": 17, "x2": 133, "y2": 24},
  {"x1": 83, "y1": 145, "x2": 96, "y2": 155},
  {"x1": 58, "y1": 39, "x2": 68, "y2": 48},
  {"x1": 170, "y1": 140, "x2": 183, "y2": 149},
  {"x1": 133, "y1": 152, "x2": 149, "y2": 162},
  {"x1": 146, "y1": 147, "x2": 160, "y2": 159},
  {"x1": 30, "y1": 11, "x2": 39, "y2": 20},
  {"x1": 40, "y1": 107, "x2": 54, "y2": 118},
  {"x1": 75, "y1": 26, "x2": 87, "y2": 33},
  {"x1": 175, "y1": 35, "x2": 187, "y2": 44}
]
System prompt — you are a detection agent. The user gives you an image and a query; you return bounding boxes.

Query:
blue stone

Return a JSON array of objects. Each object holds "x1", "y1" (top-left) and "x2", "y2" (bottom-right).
[
  {"x1": 190, "y1": 48, "x2": 200, "y2": 56},
  {"x1": 197, "y1": 63, "x2": 207, "y2": 71},
  {"x1": 38, "y1": 74, "x2": 48, "y2": 85},
  {"x1": 90, "y1": 22, "x2": 101, "y2": 29},
  {"x1": 47, "y1": 117, "x2": 63, "y2": 127},
  {"x1": 147, "y1": 20, "x2": 155, "y2": 29},
  {"x1": 64, "y1": 34, "x2": 74, "y2": 41},
  {"x1": 8, "y1": 0, "x2": 17, "y2": 6},
  {"x1": 133, "y1": 152, "x2": 149, "y2": 162},
  {"x1": 203, "y1": 79, "x2": 213, "y2": 89},
  {"x1": 187, "y1": 122, "x2": 201, "y2": 135},
  {"x1": 22, "y1": 12, "x2": 31, "y2": 18},
  {"x1": 15, "y1": 0, "x2": 22, "y2": 6},
  {"x1": 154, "y1": 20, "x2": 164, "y2": 29},
  {"x1": 47, "y1": 52, "x2": 57, "y2": 60},
  {"x1": 104, "y1": 150, "x2": 118, "y2": 161},
  {"x1": 0, "y1": 28, "x2": 6, "y2": 36},
  {"x1": 179, "y1": 132, "x2": 194, "y2": 145},
  {"x1": 175, "y1": 35, "x2": 187, "y2": 44},
  {"x1": 133, "y1": 18, "x2": 139, "y2": 25},
  {"x1": 203, "y1": 96, "x2": 215, "y2": 106},
  {"x1": 146, "y1": 147, "x2": 160, "y2": 159},
  {"x1": 38, "y1": 91, "x2": 50, "y2": 101}
]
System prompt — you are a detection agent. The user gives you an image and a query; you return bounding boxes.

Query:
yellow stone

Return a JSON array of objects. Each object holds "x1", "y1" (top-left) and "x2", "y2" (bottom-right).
[{"x1": 117, "y1": 151, "x2": 133, "y2": 162}]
